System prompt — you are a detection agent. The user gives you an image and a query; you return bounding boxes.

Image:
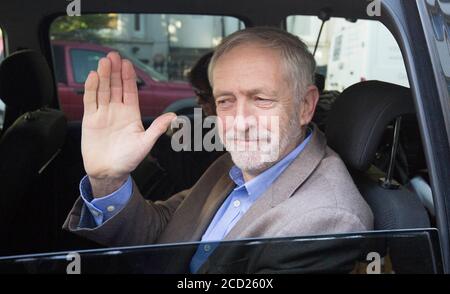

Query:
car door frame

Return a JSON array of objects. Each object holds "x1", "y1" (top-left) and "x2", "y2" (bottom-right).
[{"x1": 377, "y1": 0, "x2": 450, "y2": 273}]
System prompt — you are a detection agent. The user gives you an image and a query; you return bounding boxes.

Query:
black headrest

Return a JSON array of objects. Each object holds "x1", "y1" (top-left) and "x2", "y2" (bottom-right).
[
  {"x1": 0, "y1": 49, "x2": 54, "y2": 111},
  {"x1": 325, "y1": 81, "x2": 415, "y2": 171},
  {"x1": 0, "y1": 108, "x2": 67, "y2": 172}
]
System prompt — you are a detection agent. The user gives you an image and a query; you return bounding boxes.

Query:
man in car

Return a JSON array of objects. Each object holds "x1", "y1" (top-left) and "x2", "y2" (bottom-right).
[{"x1": 63, "y1": 27, "x2": 373, "y2": 273}]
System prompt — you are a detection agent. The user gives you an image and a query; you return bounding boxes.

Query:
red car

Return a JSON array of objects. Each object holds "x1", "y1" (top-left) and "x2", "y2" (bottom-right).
[{"x1": 51, "y1": 41, "x2": 195, "y2": 121}]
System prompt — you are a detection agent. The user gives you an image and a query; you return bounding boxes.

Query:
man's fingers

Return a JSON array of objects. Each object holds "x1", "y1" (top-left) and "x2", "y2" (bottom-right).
[
  {"x1": 122, "y1": 59, "x2": 139, "y2": 106},
  {"x1": 107, "y1": 52, "x2": 123, "y2": 103},
  {"x1": 143, "y1": 112, "x2": 177, "y2": 148},
  {"x1": 83, "y1": 71, "x2": 99, "y2": 115},
  {"x1": 97, "y1": 57, "x2": 111, "y2": 107}
]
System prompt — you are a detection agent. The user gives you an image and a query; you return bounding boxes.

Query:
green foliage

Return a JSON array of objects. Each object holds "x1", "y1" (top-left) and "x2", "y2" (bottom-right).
[{"x1": 50, "y1": 14, "x2": 117, "y2": 43}]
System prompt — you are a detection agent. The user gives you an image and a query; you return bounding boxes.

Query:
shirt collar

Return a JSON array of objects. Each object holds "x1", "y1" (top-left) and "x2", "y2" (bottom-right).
[{"x1": 229, "y1": 127, "x2": 313, "y2": 197}]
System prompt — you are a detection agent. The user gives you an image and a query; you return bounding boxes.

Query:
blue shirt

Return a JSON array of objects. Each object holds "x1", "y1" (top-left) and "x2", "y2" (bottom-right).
[{"x1": 78, "y1": 129, "x2": 312, "y2": 272}]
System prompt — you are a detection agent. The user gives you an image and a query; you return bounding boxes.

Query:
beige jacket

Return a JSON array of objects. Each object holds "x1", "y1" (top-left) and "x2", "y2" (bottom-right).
[{"x1": 63, "y1": 128, "x2": 373, "y2": 248}]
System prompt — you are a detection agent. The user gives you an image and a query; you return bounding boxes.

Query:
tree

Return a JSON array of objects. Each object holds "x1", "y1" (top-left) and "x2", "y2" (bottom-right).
[{"x1": 50, "y1": 14, "x2": 118, "y2": 43}]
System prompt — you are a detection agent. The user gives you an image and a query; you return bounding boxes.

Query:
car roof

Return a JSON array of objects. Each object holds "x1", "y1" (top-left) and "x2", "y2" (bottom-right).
[{"x1": 0, "y1": 0, "x2": 382, "y2": 26}]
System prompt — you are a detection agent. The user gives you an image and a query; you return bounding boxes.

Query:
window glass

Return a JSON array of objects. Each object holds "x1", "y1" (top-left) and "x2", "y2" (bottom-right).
[
  {"x1": 49, "y1": 14, "x2": 244, "y2": 121},
  {"x1": 70, "y1": 49, "x2": 106, "y2": 84},
  {"x1": 287, "y1": 16, "x2": 409, "y2": 91},
  {"x1": 0, "y1": 230, "x2": 442, "y2": 274}
]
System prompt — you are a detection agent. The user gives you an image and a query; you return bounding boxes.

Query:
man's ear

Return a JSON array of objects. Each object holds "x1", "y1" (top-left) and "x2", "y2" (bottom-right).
[{"x1": 299, "y1": 85, "x2": 320, "y2": 126}]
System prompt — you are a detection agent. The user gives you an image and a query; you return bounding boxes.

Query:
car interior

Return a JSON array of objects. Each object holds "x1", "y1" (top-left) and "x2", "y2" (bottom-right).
[{"x1": 0, "y1": 0, "x2": 439, "y2": 272}]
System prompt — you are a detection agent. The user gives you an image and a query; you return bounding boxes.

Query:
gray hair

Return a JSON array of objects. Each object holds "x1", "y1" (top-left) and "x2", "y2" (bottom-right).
[{"x1": 208, "y1": 26, "x2": 316, "y2": 105}]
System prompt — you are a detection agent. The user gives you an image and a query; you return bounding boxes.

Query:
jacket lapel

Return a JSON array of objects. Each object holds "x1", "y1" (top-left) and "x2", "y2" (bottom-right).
[
  {"x1": 157, "y1": 153, "x2": 236, "y2": 244},
  {"x1": 189, "y1": 173, "x2": 236, "y2": 241},
  {"x1": 224, "y1": 127, "x2": 327, "y2": 240}
]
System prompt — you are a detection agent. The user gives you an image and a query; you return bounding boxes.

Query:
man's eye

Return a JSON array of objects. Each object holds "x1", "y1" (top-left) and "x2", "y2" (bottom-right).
[
  {"x1": 217, "y1": 99, "x2": 232, "y2": 106},
  {"x1": 255, "y1": 97, "x2": 274, "y2": 105}
]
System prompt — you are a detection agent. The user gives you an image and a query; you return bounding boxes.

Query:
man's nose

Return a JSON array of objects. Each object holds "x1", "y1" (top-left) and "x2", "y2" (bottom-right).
[{"x1": 233, "y1": 100, "x2": 253, "y2": 132}]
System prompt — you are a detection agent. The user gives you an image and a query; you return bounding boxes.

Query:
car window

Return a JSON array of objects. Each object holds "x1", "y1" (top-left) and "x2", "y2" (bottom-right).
[
  {"x1": 70, "y1": 49, "x2": 106, "y2": 84},
  {"x1": 287, "y1": 15, "x2": 434, "y2": 220},
  {"x1": 0, "y1": 27, "x2": 5, "y2": 130},
  {"x1": 49, "y1": 13, "x2": 244, "y2": 121},
  {"x1": 0, "y1": 230, "x2": 442, "y2": 274},
  {"x1": 286, "y1": 15, "x2": 410, "y2": 91},
  {"x1": 70, "y1": 48, "x2": 169, "y2": 85}
]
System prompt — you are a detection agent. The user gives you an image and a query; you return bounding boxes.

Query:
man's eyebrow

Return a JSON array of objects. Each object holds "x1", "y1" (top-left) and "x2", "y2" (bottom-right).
[
  {"x1": 213, "y1": 88, "x2": 278, "y2": 98},
  {"x1": 245, "y1": 88, "x2": 278, "y2": 97},
  {"x1": 213, "y1": 90, "x2": 234, "y2": 98}
]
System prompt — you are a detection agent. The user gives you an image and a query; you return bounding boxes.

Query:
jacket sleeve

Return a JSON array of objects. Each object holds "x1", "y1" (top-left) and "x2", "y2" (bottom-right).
[{"x1": 62, "y1": 178, "x2": 189, "y2": 247}]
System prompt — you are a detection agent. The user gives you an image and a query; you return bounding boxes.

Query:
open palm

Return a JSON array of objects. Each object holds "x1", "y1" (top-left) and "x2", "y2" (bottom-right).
[{"x1": 81, "y1": 52, "x2": 175, "y2": 185}]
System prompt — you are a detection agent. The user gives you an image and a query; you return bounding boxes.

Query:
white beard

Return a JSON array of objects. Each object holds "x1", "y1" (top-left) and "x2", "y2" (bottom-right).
[{"x1": 219, "y1": 111, "x2": 302, "y2": 174}]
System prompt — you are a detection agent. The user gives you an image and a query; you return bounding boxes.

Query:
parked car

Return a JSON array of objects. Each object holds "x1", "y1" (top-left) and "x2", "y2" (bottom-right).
[{"x1": 51, "y1": 41, "x2": 195, "y2": 121}]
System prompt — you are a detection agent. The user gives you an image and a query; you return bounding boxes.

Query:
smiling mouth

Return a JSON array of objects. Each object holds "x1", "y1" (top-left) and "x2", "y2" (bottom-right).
[
  {"x1": 227, "y1": 139, "x2": 272, "y2": 147},
  {"x1": 228, "y1": 139, "x2": 259, "y2": 143}
]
